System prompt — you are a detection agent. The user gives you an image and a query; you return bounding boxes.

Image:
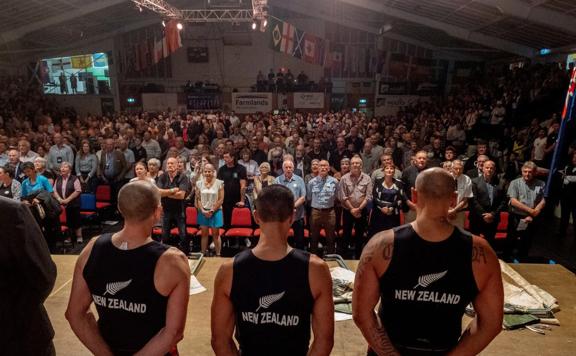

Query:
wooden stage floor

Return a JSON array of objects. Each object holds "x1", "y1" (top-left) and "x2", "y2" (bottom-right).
[{"x1": 46, "y1": 255, "x2": 576, "y2": 355}]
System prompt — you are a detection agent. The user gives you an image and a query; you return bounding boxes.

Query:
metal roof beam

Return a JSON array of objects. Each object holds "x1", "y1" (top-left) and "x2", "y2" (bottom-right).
[
  {"x1": 272, "y1": 0, "x2": 483, "y2": 61},
  {"x1": 476, "y1": 0, "x2": 576, "y2": 36},
  {"x1": 0, "y1": 0, "x2": 127, "y2": 44},
  {"x1": 337, "y1": 0, "x2": 536, "y2": 57}
]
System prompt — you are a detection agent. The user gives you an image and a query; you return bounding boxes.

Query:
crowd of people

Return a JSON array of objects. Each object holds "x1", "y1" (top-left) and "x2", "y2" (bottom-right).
[
  {"x1": 0, "y1": 62, "x2": 575, "y2": 261},
  {"x1": 255, "y1": 68, "x2": 333, "y2": 92}
]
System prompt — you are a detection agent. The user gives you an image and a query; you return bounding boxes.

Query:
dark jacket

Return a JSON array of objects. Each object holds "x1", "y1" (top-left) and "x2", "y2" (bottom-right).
[
  {"x1": 0, "y1": 197, "x2": 57, "y2": 355},
  {"x1": 98, "y1": 149, "x2": 128, "y2": 181},
  {"x1": 470, "y1": 175, "x2": 507, "y2": 224}
]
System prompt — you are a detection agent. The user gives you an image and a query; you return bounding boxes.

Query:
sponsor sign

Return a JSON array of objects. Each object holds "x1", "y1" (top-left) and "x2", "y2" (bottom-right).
[
  {"x1": 293, "y1": 92, "x2": 324, "y2": 109},
  {"x1": 232, "y1": 93, "x2": 273, "y2": 113}
]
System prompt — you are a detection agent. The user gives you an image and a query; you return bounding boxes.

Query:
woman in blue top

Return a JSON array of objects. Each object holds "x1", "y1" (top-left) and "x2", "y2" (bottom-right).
[{"x1": 21, "y1": 161, "x2": 54, "y2": 198}]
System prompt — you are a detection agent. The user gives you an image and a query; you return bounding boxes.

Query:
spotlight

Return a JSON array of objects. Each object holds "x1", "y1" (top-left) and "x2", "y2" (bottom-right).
[
  {"x1": 251, "y1": 21, "x2": 257, "y2": 30},
  {"x1": 162, "y1": 20, "x2": 166, "y2": 27},
  {"x1": 137, "y1": 5, "x2": 143, "y2": 12},
  {"x1": 177, "y1": 22, "x2": 183, "y2": 30},
  {"x1": 263, "y1": 19, "x2": 268, "y2": 27}
]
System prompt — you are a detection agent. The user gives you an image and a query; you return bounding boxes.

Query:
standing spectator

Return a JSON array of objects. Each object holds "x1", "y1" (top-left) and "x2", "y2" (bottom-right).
[
  {"x1": 531, "y1": 128, "x2": 547, "y2": 167},
  {"x1": 69, "y1": 72, "x2": 77, "y2": 93},
  {"x1": 253, "y1": 162, "x2": 274, "y2": 200},
  {"x1": 444, "y1": 146, "x2": 456, "y2": 163},
  {"x1": 118, "y1": 138, "x2": 135, "y2": 183},
  {"x1": 466, "y1": 154, "x2": 489, "y2": 179},
  {"x1": 505, "y1": 161, "x2": 546, "y2": 261},
  {"x1": 306, "y1": 138, "x2": 328, "y2": 162},
  {"x1": 34, "y1": 157, "x2": 55, "y2": 184},
  {"x1": 18, "y1": 139, "x2": 38, "y2": 163},
  {"x1": 371, "y1": 153, "x2": 402, "y2": 182},
  {"x1": 217, "y1": 150, "x2": 247, "y2": 228},
  {"x1": 132, "y1": 137, "x2": 148, "y2": 164},
  {"x1": 53, "y1": 162, "x2": 83, "y2": 243},
  {"x1": 449, "y1": 160, "x2": 473, "y2": 229},
  {"x1": 401, "y1": 150, "x2": 428, "y2": 223},
  {"x1": 157, "y1": 157, "x2": 191, "y2": 254},
  {"x1": 275, "y1": 160, "x2": 307, "y2": 250},
  {"x1": 329, "y1": 136, "x2": 351, "y2": 175},
  {"x1": 141, "y1": 131, "x2": 162, "y2": 160},
  {"x1": 0, "y1": 196, "x2": 57, "y2": 356},
  {"x1": 470, "y1": 160, "x2": 507, "y2": 248},
  {"x1": 0, "y1": 165, "x2": 22, "y2": 200},
  {"x1": 175, "y1": 137, "x2": 190, "y2": 161},
  {"x1": 249, "y1": 138, "x2": 267, "y2": 165},
  {"x1": 47, "y1": 133, "x2": 74, "y2": 173},
  {"x1": 147, "y1": 158, "x2": 162, "y2": 181},
  {"x1": 130, "y1": 161, "x2": 156, "y2": 184},
  {"x1": 97, "y1": 138, "x2": 128, "y2": 211},
  {"x1": 75, "y1": 140, "x2": 98, "y2": 193},
  {"x1": 305, "y1": 159, "x2": 320, "y2": 184},
  {"x1": 339, "y1": 156, "x2": 373, "y2": 258},
  {"x1": 0, "y1": 141, "x2": 8, "y2": 167},
  {"x1": 307, "y1": 160, "x2": 338, "y2": 256},
  {"x1": 368, "y1": 164, "x2": 406, "y2": 238},
  {"x1": 360, "y1": 141, "x2": 378, "y2": 174},
  {"x1": 196, "y1": 163, "x2": 224, "y2": 256},
  {"x1": 6, "y1": 149, "x2": 25, "y2": 182},
  {"x1": 558, "y1": 151, "x2": 576, "y2": 238},
  {"x1": 464, "y1": 140, "x2": 491, "y2": 172},
  {"x1": 346, "y1": 127, "x2": 364, "y2": 153}
]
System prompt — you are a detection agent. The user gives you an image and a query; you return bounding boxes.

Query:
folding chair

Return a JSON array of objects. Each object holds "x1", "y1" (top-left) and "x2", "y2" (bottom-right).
[
  {"x1": 495, "y1": 212, "x2": 509, "y2": 240},
  {"x1": 80, "y1": 193, "x2": 99, "y2": 228},
  {"x1": 223, "y1": 207, "x2": 254, "y2": 248},
  {"x1": 95, "y1": 185, "x2": 112, "y2": 209}
]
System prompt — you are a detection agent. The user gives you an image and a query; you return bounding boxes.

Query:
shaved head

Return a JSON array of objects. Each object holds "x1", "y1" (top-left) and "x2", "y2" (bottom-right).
[
  {"x1": 415, "y1": 167, "x2": 456, "y2": 201},
  {"x1": 118, "y1": 181, "x2": 160, "y2": 221}
]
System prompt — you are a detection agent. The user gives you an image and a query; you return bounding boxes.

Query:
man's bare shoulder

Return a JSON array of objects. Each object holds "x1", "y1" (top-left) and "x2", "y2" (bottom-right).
[
  {"x1": 363, "y1": 229, "x2": 395, "y2": 263},
  {"x1": 76, "y1": 236, "x2": 102, "y2": 267},
  {"x1": 471, "y1": 235, "x2": 501, "y2": 289},
  {"x1": 308, "y1": 253, "x2": 331, "y2": 279},
  {"x1": 158, "y1": 247, "x2": 191, "y2": 278}
]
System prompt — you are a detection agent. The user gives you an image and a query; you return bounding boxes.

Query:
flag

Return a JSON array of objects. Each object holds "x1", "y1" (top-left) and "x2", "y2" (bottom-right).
[
  {"x1": 153, "y1": 39, "x2": 163, "y2": 64},
  {"x1": 268, "y1": 17, "x2": 283, "y2": 52},
  {"x1": 303, "y1": 33, "x2": 316, "y2": 63},
  {"x1": 93, "y1": 53, "x2": 107, "y2": 67},
  {"x1": 280, "y1": 22, "x2": 295, "y2": 54},
  {"x1": 165, "y1": 20, "x2": 182, "y2": 54},
  {"x1": 293, "y1": 29, "x2": 305, "y2": 59},
  {"x1": 162, "y1": 36, "x2": 169, "y2": 58},
  {"x1": 316, "y1": 38, "x2": 327, "y2": 66},
  {"x1": 139, "y1": 42, "x2": 148, "y2": 70},
  {"x1": 546, "y1": 67, "x2": 576, "y2": 197},
  {"x1": 133, "y1": 44, "x2": 141, "y2": 72}
]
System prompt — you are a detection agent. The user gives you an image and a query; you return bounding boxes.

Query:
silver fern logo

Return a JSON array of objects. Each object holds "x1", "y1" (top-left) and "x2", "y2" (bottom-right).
[
  {"x1": 255, "y1": 291, "x2": 285, "y2": 312},
  {"x1": 414, "y1": 271, "x2": 447, "y2": 289},
  {"x1": 103, "y1": 279, "x2": 132, "y2": 296}
]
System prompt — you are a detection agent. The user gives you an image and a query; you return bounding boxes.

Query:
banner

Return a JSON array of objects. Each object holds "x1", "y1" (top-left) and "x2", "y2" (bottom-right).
[
  {"x1": 293, "y1": 92, "x2": 324, "y2": 109},
  {"x1": 375, "y1": 95, "x2": 430, "y2": 116},
  {"x1": 72, "y1": 55, "x2": 92, "y2": 69},
  {"x1": 232, "y1": 93, "x2": 273, "y2": 113}
]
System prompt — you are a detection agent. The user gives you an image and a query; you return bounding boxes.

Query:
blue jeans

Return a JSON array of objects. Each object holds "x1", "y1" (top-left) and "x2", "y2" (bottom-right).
[{"x1": 162, "y1": 209, "x2": 188, "y2": 254}]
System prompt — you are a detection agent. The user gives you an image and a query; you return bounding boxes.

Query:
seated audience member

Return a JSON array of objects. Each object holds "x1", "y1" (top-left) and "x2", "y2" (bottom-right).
[{"x1": 0, "y1": 165, "x2": 22, "y2": 200}]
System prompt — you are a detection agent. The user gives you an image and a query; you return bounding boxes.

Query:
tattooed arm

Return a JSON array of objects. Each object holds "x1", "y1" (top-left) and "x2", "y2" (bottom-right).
[
  {"x1": 352, "y1": 230, "x2": 400, "y2": 356},
  {"x1": 447, "y1": 237, "x2": 503, "y2": 356}
]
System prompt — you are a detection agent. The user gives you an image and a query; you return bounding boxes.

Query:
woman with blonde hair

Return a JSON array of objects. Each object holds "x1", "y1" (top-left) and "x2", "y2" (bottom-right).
[
  {"x1": 253, "y1": 162, "x2": 275, "y2": 200},
  {"x1": 195, "y1": 163, "x2": 224, "y2": 256}
]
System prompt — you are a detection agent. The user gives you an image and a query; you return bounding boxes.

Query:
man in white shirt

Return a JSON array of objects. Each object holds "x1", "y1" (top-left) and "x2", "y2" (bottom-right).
[
  {"x1": 18, "y1": 139, "x2": 38, "y2": 163},
  {"x1": 532, "y1": 128, "x2": 547, "y2": 167},
  {"x1": 450, "y1": 159, "x2": 473, "y2": 229}
]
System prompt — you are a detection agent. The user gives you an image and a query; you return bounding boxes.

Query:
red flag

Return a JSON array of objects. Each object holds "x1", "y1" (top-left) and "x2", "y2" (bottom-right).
[
  {"x1": 303, "y1": 33, "x2": 317, "y2": 64},
  {"x1": 165, "y1": 20, "x2": 182, "y2": 54}
]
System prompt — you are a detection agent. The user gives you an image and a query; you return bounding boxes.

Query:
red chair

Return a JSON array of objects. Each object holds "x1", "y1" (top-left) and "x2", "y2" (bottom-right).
[
  {"x1": 224, "y1": 207, "x2": 254, "y2": 240},
  {"x1": 95, "y1": 185, "x2": 112, "y2": 209},
  {"x1": 59, "y1": 208, "x2": 69, "y2": 234},
  {"x1": 464, "y1": 211, "x2": 470, "y2": 230},
  {"x1": 495, "y1": 212, "x2": 509, "y2": 240},
  {"x1": 171, "y1": 207, "x2": 199, "y2": 236}
]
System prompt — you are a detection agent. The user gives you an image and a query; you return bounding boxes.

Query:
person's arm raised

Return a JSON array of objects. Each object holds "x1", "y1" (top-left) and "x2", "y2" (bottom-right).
[
  {"x1": 308, "y1": 255, "x2": 334, "y2": 356},
  {"x1": 447, "y1": 237, "x2": 503, "y2": 356},
  {"x1": 65, "y1": 237, "x2": 114, "y2": 356},
  {"x1": 211, "y1": 261, "x2": 239, "y2": 356},
  {"x1": 352, "y1": 230, "x2": 400, "y2": 356},
  {"x1": 135, "y1": 248, "x2": 191, "y2": 355}
]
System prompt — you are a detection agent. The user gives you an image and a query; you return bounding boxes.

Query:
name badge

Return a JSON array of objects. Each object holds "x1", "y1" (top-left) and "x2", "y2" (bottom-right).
[
  {"x1": 233, "y1": 172, "x2": 238, "y2": 179},
  {"x1": 57, "y1": 157, "x2": 62, "y2": 163}
]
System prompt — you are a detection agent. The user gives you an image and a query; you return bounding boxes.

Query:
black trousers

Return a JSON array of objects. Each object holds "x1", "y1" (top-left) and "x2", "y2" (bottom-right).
[
  {"x1": 505, "y1": 213, "x2": 538, "y2": 260},
  {"x1": 560, "y1": 192, "x2": 576, "y2": 237},
  {"x1": 342, "y1": 208, "x2": 368, "y2": 259},
  {"x1": 469, "y1": 218, "x2": 498, "y2": 249},
  {"x1": 290, "y1": 218, "x2": 305, "y2": 250}
]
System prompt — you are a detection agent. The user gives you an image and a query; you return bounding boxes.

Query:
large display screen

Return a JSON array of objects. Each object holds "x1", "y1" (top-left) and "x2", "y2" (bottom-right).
[{"x1": 41, "y1": 52, "x2": 111, "y2": 95}]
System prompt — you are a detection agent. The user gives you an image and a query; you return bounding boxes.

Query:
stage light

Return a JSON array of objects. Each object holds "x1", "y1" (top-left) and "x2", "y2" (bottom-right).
[
  {"x1": 177, "y1": 22, "x2": 183, "y2": 30},
  {"x1": 251, "y1": 21, "x2": 257, "y2": 30},
  {"x1": 540, "y1": 48, "x2": 551, "y2": 55},
  {"x1": 162, "y1": 20, "x2": 166, "y2": 27},
  {"x1": 263, "y1": 19, "x2": 268, "y2": 27}
]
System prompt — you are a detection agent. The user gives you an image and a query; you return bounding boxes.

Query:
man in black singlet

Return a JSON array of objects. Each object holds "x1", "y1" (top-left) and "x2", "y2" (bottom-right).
[
  {"x1": 211, "y1": 185, "x2": 334, "y2": 356},
  {"x1": 66, "y1": 181, "x2": 190, "y2": 355},
  {"x1": 353, "y1": 168, "x2": 503, "y2": 355}
]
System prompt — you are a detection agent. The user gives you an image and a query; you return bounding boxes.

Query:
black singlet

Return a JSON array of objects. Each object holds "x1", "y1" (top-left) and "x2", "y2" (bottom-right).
[
  {"x1": 83, "y1": 233, "x2": 169, "y2": 355},
  {"x1": 230, "y1": 249, "x2": 314, "y2": 356},
  {"x1": 377, "y1": 224, "x2": 479, "y2": 355}
]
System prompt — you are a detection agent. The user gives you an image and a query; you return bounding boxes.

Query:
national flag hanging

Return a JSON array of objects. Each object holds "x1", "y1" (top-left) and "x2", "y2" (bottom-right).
[
  {"x1": 165, "y1": 19, "x2": 182, "y2": 54},
  {"x1": 293, "y1": 29, "x2": 305, "y2": 59},
  {"x1": 153, "y1": 38, "x2": 163, "y2": 64},
  {"x1": 280, "y1": 22, "x2": 295, "y2": 54},
  {"x1": 303, "y1": 33, "x2": 316, "y2": 63},
  {"x1": 71, "y1": 55, "x2": 92, "y2": 69},
  {"x1": 268, "y1": 17, "x2": 283, "y2": 52},
  {"x1": 545, "y1": 67, "x2": 576, "y2": 197}
]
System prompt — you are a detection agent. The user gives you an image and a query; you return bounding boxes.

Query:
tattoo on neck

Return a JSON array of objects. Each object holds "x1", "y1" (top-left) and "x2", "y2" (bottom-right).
[{"x1": 472, "y1": 246, "x2": 487, "y2": 264}]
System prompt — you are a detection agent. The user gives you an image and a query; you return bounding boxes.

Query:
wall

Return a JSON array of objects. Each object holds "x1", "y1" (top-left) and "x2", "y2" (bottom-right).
[
  {"x1": 49, "y1": 94, "x2": 114, "y2": 116},
  {"x1": 168, "y1": 20, "x2": 326, "y2": 90}
]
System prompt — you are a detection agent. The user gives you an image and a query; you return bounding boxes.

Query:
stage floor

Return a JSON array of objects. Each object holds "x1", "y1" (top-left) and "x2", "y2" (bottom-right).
[{"x1": 46, "y1": 255, "x2": 576, "y2": 355}]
